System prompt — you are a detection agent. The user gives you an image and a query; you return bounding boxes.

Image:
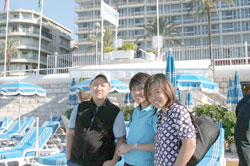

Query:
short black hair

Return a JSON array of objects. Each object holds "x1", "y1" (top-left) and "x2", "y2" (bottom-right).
[{"x1": 129, "y1": 72, "x2": 150, "y2": 91}]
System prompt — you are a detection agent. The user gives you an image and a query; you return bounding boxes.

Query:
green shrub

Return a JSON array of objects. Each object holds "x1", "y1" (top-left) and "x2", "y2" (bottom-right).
[
  {"x1": 193, "y1": 104, "x2": 236, "y2": 144},
  {"x1": 193, "y1": 104, "x2": 227, "y2": 122},
  {"x1": 65, "y1": 108, "x2": 73, "y2": 119},
  {"x1": 121, "y1": 42, "x2": 137, "y2": 51},
  {"x1": 146, "y1": 49, "x2": 156, "y2": 54},
  {"x1": 104, "y1": 46, "x2": 115, "y2": 53},
  {"x1": 121, "y1": 107, "x2": 134, "y2": 121},
  {"x1": 223, "y1": 111, "x2": 236, "y2": 144}
]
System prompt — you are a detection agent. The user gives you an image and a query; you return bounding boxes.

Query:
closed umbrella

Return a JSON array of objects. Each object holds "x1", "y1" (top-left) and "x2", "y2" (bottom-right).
[
  {"x1": 166, "y1": 48, "x2": 176, "y2": 89},
  {"x1": 71, "y1": 78, "x2": 76, "y2": 87},
  {"x1": 185, "y1": 92, "x2": 194, "y2": 107},
  {"x1": 124, "y1": 92, "x2": 133, "y2": 105},
  {"x1": 67, "y1": 78, "x2": 78, "y2": 106},
  {"x1": 166, "y1": 48, "x2": 180, "y2": 101},
  {"x1": 232, "y1": 71, "x2": 243, "y2": 104},
  {"x1": 226, "y1": 77, "x2": 234, "y2": 104}
]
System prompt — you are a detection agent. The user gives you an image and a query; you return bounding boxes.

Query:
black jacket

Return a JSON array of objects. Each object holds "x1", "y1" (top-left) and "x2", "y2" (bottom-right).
[{"x1": 71, "y1": 99, "x2": 120, "y2": 166}]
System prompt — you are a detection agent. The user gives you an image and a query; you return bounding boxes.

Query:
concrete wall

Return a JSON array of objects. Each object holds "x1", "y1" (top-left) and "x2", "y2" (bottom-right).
[
  {"x1": 0, "y1": 63, "x2": 249, "y2": 123},
  {"x1": 0, "y1": 75, "x2": 128, "y2": 124}
]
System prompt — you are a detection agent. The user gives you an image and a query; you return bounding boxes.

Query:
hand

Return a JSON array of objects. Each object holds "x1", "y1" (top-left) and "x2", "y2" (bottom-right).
[
  {"x1": 116, "y1": 143, "x2": 134, "y2": 156},
  {"x1": 102, "y1": 160, "x2": 116, "y2": 166}
]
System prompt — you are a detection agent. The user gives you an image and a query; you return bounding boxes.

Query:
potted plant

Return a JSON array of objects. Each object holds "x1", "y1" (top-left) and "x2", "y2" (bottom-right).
[
  {"x1": 103, "y1": 46, "x2": 115, "y2": 60},
  {"x1": 223, "y1": 111, "x2": 237, "y2": 152},
  {"x1": 112, "y1": 42, "x2": 137, "y2": 59}
]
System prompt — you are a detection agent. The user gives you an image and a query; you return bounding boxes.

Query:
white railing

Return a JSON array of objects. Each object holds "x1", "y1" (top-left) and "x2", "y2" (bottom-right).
[
  {"x1": 163, "y1": 42, "x2": 247, "y2": 62},
  {"x1": 1, "y1": 42, "x2": 249, "y2": 77}
]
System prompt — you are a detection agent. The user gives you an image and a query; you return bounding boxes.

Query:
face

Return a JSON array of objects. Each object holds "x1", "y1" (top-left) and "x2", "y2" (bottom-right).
[
  {"x1": 90, "y1": 77, "x2": 110, "y2": 101},
  {"x1": 148, "y1": 83, "x2": 168, "y2": 109},
  {"x1": 131, "y1": 86, "x2": 146, "y2": 105}
]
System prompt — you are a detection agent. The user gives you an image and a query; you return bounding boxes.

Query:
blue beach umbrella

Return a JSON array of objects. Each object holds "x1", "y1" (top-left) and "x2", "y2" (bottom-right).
[
  {"x1": 67, "y1": 78, "x2": 78, "y2": 106},
  {"x1": 0, "y1": 81, "x2": 46, "y2": 131},
  {"x1": 177, "y1": 91, "x2": 182, "y2": 103},
  {"x1": 232, "y1": 71, "x2": 243, "y2": 104},
  {"x1": 0, "y1": 81, "x2": 46, "y2": 96},
  {"x1": 226, "y1": 77, "x2": 234, "y2": 104},
  {"x1": 185, "y1": 92, "x2": 194, "y2": 106},
  {"x1": 176, "y1": 73, "x2": 219, "y2": 94}
]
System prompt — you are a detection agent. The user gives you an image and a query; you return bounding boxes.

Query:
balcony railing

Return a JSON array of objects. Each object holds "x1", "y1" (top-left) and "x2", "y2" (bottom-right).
[{"x1": 1, "y1": 42, "x2": 249, "y2": 77}]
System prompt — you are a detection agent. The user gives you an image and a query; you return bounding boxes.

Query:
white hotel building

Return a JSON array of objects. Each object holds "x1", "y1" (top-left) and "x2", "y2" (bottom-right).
[
  {"x1": 74, "y1": 0, "x2": 250, "y2": 53},
  {"x1": 0, "y1": 9, "x2": 72, "y2": 74}
]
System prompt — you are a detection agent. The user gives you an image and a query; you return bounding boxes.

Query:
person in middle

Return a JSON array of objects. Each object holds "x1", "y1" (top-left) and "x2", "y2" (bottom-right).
[{"x1": 117, "y1": 72, "x2": 157, "y2": 166}]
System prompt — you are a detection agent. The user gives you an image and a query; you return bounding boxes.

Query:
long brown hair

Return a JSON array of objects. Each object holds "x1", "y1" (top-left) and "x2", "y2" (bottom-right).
[{"x1": 144, "y1": 73, "x2": 179, "y2": 108}]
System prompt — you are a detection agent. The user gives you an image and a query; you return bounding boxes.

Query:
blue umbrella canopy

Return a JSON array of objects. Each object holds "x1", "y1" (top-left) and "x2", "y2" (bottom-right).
[
  {"x1": 176, "y1": 73, "x2": 219, "y2": 93},
  {"x1": 0, "y1": 81, "x2": 46, "y2": 97},
  {"x1": 70, "y1": 78, "x2": 129, "y2": 94},
  {"x1": 185, "y1": 92, "x2": 194, "y2": 106},
  {"x1": 68, "y1": 78, "x2": 129, "y2": 106},
  {"x1": 232, "y1": 71, "x2": 243, "y2": 104},
  {"x1": 226, "y1": 77, "x2": 234, "y2": 104}
]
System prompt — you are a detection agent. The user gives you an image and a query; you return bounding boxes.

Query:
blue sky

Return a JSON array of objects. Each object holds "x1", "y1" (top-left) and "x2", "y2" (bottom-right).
[{"x1": 0, "y1": 0, "x2": 77, "y2": 39}]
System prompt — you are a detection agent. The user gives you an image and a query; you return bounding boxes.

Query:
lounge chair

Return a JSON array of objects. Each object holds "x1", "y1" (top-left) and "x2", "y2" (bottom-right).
[
  {"x1": 0, "y1": 127, "x2": 53, "y2": 166},
  {"x1": 0, "y1": 117, "x2": 13, "y2": 131},
  {"x1": 197, "y1": 128, "x2": 225, "y2": 166},
  {"x1": 0, "y1": 117, "x2": 36, "y2": 146},
  {"x1": 33, "y1": 150, "x2": 66, "y2": 166},
  {"x1": 48, "y1": 117, "x2": 61, "y2": 122},
  {"x1": 0, "y1": 117, "x2": 36, "y2": 139}
]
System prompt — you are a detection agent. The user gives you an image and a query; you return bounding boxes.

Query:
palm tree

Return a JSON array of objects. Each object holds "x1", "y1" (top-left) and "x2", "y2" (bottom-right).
[
  {"x1": 187, "y1": 0, "x2": 234, "y2": 83},
  {"x1": 86, "y1": 26, "x2": 115, "y2": 53},
  {"x1": 187, "y1": 0, "x2": 233, "y2": 59},
  {"x1": 137, "y1": 17, "x2": 181, "y2": 46},
  {"x1": 0, "y1": 38, "x2": 22, "y2": 75}
]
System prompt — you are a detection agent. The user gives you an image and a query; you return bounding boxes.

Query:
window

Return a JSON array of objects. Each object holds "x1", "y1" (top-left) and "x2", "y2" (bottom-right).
[
  {"x1": 212, "y1": 24, "x2": 219, "y2": 34},
  {"x1": 22, "y1": 14, "x2": 31, "y2": 19},
  {"x1": 147, "y1": 6, "x2": 156, "y2": 12},
  {"x1": 0, "y1": 15, "x2": 6, "y2": 20},
  {"x1": 171, "y1": 4, "x2": 181, "y2": 13},
  {"x1": 11, "y1": 26, "x2": 18, "y2": 32},
  {"x1": 135, "y1": 18, "x2": 144, "y2": 25},
  {"x1": 222, "y1": 23, "x2": 233, "y2": 33},
  {"x1": 22, "y1": 25, "x2": 30, "y2": 33},
  {"x1": 12, "y1": 13, "x2": 19, "y2": 19},
  {"x1": 118, "y1": 31, "x2": 127, "y2": 37},
  {"x1": 79, "y1": 34, "x2": 88, "y2": 39},
  {"x1": 135, "y1": 7, "x2": 144, "y2": 13}
]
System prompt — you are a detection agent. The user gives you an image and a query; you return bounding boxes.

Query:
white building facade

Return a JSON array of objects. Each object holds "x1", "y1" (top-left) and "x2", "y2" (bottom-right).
[
  {"x1": 0, "y1": 9, "x2": 72, "y2": 74},
  {"x1": 74, "y1": 0, "x2": 250, "y2": 53}
]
